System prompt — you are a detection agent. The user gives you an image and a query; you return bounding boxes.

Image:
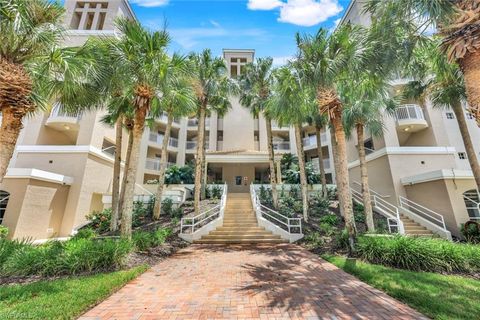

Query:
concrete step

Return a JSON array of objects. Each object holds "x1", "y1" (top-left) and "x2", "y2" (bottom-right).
[
  {"x1": 216, "y1": 227, "x2": 266, "y2": 231},
  {"x1": 209, "y1": 231, "x2": 275, "y2": 236},
  {"x1": 201, "y1": 234, "x2": 281, "y2": 240},
  {"x1": 406, "y1": 229, "x2": 433, "y2": 235},
  {"x1": 194, "y1": 238, "x2": 287, "y2": 244}
]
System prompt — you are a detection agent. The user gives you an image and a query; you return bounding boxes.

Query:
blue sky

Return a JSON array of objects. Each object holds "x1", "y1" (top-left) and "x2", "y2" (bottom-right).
[{"x1": 128, "y1": 0, "x2": 351, "y2": 64}]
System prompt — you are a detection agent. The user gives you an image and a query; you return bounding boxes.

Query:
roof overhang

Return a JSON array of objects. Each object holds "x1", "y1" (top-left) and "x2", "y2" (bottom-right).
[
  {"x1": 4, "y1": 168, "x2": 74, "y2": 185},
  {"x1": 401, "y1": 169, "x2": 474, "y2": 186}
]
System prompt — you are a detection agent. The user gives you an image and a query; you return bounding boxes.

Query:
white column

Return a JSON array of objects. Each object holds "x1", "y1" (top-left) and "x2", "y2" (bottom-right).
[
  {"x1": 78, "y1": 3, "x2": 90, "y2": 30},
  {"x1": 91, "y1": 3, "x2": 103, "y2": 30}
]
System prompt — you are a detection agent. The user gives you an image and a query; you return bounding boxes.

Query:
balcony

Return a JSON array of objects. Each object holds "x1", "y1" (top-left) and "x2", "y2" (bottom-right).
[
  {"x1": 302, "y1": 134, "x2": 328, "y2": 149},
  {"x1": 273, "y1": 141, "x2": 290, "y2": 151},
  {"x1": 187, "y1": 118, "x2": 210, "y2": 128},
  {"x1": 271, "y1": 120, "x2": 289, "y2": 130},
  {"x1": 311, "y1": 158, "x2": 331, "y2": 172},
  {"x1": 157, "y1": 112, "x2": 180, "y2": 126},
  {"x1": 45, "y1": 103, "x2": 81, "y2": 131},
  {"x1": 395, "y1": 104, "x2": 428, "y2": 133},
  {"x1": 145, "y1": 158, "x2": 175, "y2": 171},
  {"x1": 148, "y1": 133, "x2": 178, "y2": 149}
]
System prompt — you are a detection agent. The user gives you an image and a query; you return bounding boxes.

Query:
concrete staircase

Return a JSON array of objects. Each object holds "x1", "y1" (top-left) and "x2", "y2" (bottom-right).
[
  {"x1": 400, "y1": 214, "x2": 434, "y2": 237},
  {"x1": 194, "y1": 193, "x2": 287, "y2": 244}
]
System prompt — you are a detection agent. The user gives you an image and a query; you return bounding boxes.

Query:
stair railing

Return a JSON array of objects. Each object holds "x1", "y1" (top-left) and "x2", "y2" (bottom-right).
[
  {"x1": 250, "y1": 184, "x2": 303, "y2": 241},
  {"x1": 399, "y1": 196, "x2": 447, "y2": 230},
  {"x1": 350, "y1": 187, "x2": 405, "y2": 234},
  {"x1": 180, "y1": 183, "x2": 227, "y2": 235}
]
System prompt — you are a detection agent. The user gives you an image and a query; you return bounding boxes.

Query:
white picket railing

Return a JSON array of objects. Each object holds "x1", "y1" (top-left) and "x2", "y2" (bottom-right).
[
  {"x1": 180, "y1": 183, "x2": 227, "y2": 237},
  {"x1": 148, "y1": 133, "x2": 179, "y2": 148},
  {"x1": 250, "y1": 184, "x2": 303, "y2": 242},
  {"x1": 395, "y1": 104, "x2": 425, "y2": 121},
  {"x1": 399, "y1": 196, "x2": 447, "y2": 229},
  {"x1": 49, "y1": 103, "x2": 82, "y2": 120},
  {"x1": 350, "y1": 188, "x2": 405, "y2": 234},
  {"x1": 302, "y1": 134, "x2": 328, "y2": 148}
]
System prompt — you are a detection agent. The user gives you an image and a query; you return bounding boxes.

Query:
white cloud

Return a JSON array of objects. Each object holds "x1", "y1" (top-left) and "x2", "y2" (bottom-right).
[
  {"x1": 209, "y1": 20, "x2": 221, "y2": 28},
  {"x1": 247, "y1": 0, "x2": 283, "y2": 10},
  {"x1": 170, "y1": 27, "x2": 266, "y2": 49},
  {"x1": 248, "y1": 0, "x2": 342, "y2": 27},
  {"x1": 130, "y1": 0, "x2": 169, "y2": 7},
  {"x1": 272, "y1": 56, "x2": 294, "y2": 66}
]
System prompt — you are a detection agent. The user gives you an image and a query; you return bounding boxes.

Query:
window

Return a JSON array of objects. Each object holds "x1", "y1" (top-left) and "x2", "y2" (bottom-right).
[
  {"x1": 446, "y1": 112, "x2": 455, "y2": 119},
  {"x1": 235, "y1": 176, "x2": 242, "y2": 185},
  {"x1": 466, "y1": 113, "x2": 474, "y2": 120},
  {"x1": 363, "y1": 138, "x2": 374, "y2": 154},
  {"x1": 458, "y1": 152, "x2": 467, "y2": 160},
  {"x1": 463, "y1": 189, "x2": 480, "y2": 219},
  {"x1": 254, "y1": 131, "x2": 259, "y2": 141},
  {"x1": 217, "y1": 130, "x2": 223, "y2": 141},
  {"x1": 230, "y1": 65, "x2": 238, "y2": 77},
  {"x1": 0, "y1": 190, "x2": 9, "y2": 224}
]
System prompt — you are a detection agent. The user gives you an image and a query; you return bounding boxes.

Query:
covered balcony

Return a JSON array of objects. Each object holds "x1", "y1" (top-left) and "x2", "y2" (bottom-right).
[
  {"x1": 395, "y1": 104, "x2": 429, "y2": 133},
  {"x1": 156, "y1": 112, "x2": 180, "y2": 126},
  {"x1": 145, "y1": 158, "x2": 175, "y2": 171},
  {"x1": 148, "y1": 132, "x2": 179, "y2": 149},
  {"x1": 45, "y1": 103, "x2": 82, "y2": 132},
  {"x1": 302, "y1": 134, "x2": 328, "y2": 150}
]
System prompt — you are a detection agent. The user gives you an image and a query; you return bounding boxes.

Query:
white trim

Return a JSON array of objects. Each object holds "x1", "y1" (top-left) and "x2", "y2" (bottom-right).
[
  {"x1": 348, "y1": 147, "x2": 456, "y2": 169},
  {"x1": 401, "y1": 169, "x2": 474, "y2": 185},
  {"x1": 66, "y1": 30, "x2": 116, "y2": 36},
  {"x1": 16, "y1": 145, "x2": 115, "y2": 164},
  {"x1": 206, "y1": 154, "x2": 270, "y2": 163},
  {"x1": 5, "y1": 168, "x2": 74, "y2": 185}
]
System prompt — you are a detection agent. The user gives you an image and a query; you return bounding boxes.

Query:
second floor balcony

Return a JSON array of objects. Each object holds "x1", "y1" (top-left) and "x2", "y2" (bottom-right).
[
  {"x1": 45, "y1": 103, "x2": 82, "y2": 131},
  {"x1": 273, "y1": 141, "x2": 290, "y2": 151},
  {"x1": 302, "y1": 134, "x2": 328, "y2": 149},
  {"x1": 148, "y1": 133, "x2": 179, "y2": 149},
  {"x1": 311, "y1": 158, "x2": 331, "y2": 172},
  {"x1": 145, "y1": 158, "x2": 175, "y2": 171},
  {"x1": 187, "y1": 117, "x2": 210, "y2": 128},
  {"x1": 395, "y1": 104, "x2": 429, "y2": 133}
]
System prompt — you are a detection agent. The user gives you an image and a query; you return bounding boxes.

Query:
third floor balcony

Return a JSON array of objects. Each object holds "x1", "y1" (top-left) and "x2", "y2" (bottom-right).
[
  {"x1": 395, "y1": 104, "x2": 429, "y2": 133},
  {"x1": 45, "y1": 103, "x2": 82, "y2": 132},
  {"x1": 148, "y1": 132, "x2": 179, "y2": 149},
  {"x1": 302, "y1": 133, "x2": 328, "y2": 149}
]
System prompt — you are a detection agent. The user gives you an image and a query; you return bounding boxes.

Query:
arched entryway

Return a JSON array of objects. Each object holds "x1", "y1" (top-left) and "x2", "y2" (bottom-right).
[
  {"x1": 464, "y1": 189, "x2": 480, "y2": 220},
  {"x1": 0, "y1": 190, "x2": 10, "y2": 224}
]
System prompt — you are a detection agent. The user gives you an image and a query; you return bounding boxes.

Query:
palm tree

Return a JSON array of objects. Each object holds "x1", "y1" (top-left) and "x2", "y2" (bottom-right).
[
  {"x1": 238, "y1": 57, "x2": 280, "y2": 208},
  {"x1": 306, "y1": 113, "x2": 329, "y2": 199},
  {"x1": 366, "y1": 0, "x2": 480, "y2": 126},
  {"x1": 295, "y1": 26, "x2": 368, "y2": 253},
  {"x1": 104, "y1": 18, "x2": 173, "y2": 237},
  {"x1": 269, "y1": 66, "x2": 314, "y2": 222},
  {"x1": 189, "y1": 49, "x2": 231, "y2": 214},
  {"x1": 0, "y1": 0, "x2": 99, "y2": 183},
  {"x1": 403, "y1": 38, "x2": 480, "y2": 192},
  {"x1": 152, "y1": 57, "x2": 196, "y2": 219}
]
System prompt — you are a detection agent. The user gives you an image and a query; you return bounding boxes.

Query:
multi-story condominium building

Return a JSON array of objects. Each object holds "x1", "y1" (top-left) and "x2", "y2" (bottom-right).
[
  {"x1": 2, "y1": 0, "x2": 477, "y2": 241},
  {"x1": 342, "y1": 0, "x2": 480, "y2": 238},
  {"x1": 0, "y1": 0, "x2": 334, "y2": 240}
]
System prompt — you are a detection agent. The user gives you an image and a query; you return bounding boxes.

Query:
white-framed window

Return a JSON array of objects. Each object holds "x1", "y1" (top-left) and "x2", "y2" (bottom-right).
[
  {"x1": 458, "y1": 152, "x2": 467, "y2": 160},
  {"x1": 446, "y1": 112, "x2": 455, "y2": 119}
]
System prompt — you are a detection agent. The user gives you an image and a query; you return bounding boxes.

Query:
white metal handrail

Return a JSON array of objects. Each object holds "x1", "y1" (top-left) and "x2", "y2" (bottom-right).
[
  {"x1": 250, "y1": 184, "x2": 302, "y2": 234},
  {"x1": 49, "y1": 103, "x2": 81, "y2": 120},
  {"x1": 148, "y1": 133, "x2": 179, "y2": 148},
  {"x1": 395, "y1": 104, "x2": 425, "y2": 121},
  {"x1": 273, "y1": 141, "x2": 290, "y2": 150},
  {"x1": 180, "y1": 183, "x2": 227, "y2": 234},
  {"x1": 351, "y1": 187, "x2": 404, "y2": 234},
  {"x1": 399, "y1": 196, "x2": 447, "y2": 230},
  {"x1": 302, "y1": 134, "x2": 328, "y2": 147}
]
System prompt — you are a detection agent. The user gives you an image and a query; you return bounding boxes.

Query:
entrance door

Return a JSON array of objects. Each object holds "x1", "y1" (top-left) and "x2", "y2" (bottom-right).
[{"x1": 222, "y1": 164, "x2": 254, "y2": 193}]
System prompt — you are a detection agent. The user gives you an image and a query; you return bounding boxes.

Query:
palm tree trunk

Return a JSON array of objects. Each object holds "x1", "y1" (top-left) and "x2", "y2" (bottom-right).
[
  {"x1": 153, "y1": 114, "x2": 173, "y2": 219},
  {"x1": 294, "y1": 124, "x2": 309, "y2": 222},
  {"x1": 452, "y1": 101, "x2": 480, "y2": 192},
  {"x1": 121, "y1": 104, "x2": 149, "y2": 238},
  {"x1": 459, "y1": 50, "x2": 480, "y2": 127},
  {"x1": 200, "y1": 121, "x2": 207, "y2": 200},
  {"x1": 118, "y1": 128, "x2": 133, "y2": 220},
  {"x1": 0, "y1": 108, "x2": 25, "y2": 184},
  {"x1": 110, "y1": 116, "x2": 123, "y2": 232},
  {"x1": 331, "y1": 109, "x2": 357, "y2": 254},
  {"x1": 330, "y1": 126, "x2": 341, "y2": 191},
  {"x1": 315, "y1": 125, "x2": 328, "y2": 198},
  {"x1": 194, "y1": 105, "x2": 206, "y2": 214},
  {"x1": 265, "y1": 117, "x2": 279, "y2": 208},
  {"x1": 356, "y1": 123, "x2": 375, "y2": 232}
]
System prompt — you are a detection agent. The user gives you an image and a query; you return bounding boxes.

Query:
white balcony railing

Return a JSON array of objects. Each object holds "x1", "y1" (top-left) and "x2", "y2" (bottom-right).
[
  {"x1": 271, "y1": 120, "x2": 288, "y2": 130},
  {"x1": 157, "y1": 112, "x2": 180, "y2": 125},
  {"x1": 187, "y1": 118, "x2": 210, "y2": 127},
  {"x1": 145, "y1": 158, "x2": 175, "y2": 171},
  {"x1": 273, "y1": 141, "x2": 290, "y2": 151},
  {"x1": 49, "y1": 103, "x2": 82, "y2": 120},
  {"x1": 148, "y1": 133, "x2": 178, "y2": 148},
  {"x1": 395, "y1": 104, "x2": 425, "y2": 122},
  {"x1": 302, "y1": 134, "x2": 328, "y2": 148},
  {"x1": 311, "y1": 158, "x2": 331, "y2": 171}
]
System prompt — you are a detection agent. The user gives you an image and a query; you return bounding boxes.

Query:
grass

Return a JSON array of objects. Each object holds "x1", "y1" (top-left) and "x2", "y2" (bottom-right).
[
  {"x1": 0, "y1": 265, "x2": 148, "y2": 320},
  {"x1": 324, "y1": 255, "x2": 480, "y2": 320}
]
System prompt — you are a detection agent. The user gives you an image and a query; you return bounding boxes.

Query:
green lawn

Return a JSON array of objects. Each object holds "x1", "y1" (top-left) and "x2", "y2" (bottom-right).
[
  {"x1": 324, "y1": 255, "x2": 480, "y2": 320},
  {"x1": 0, "y1": 265, "x2": 147, "y2": 320}
]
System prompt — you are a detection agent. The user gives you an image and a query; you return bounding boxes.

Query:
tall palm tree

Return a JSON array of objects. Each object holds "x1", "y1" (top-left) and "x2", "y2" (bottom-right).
[
  {"x1": 403, "y1": 38, "x2": 480, "y2": 192},
  {"x1": 295, "y1": 26, "x2": 368, "y2": 253},
  {"x1": 152, "y1": 57, "x2": 196, "y2": 219},
  {"x1": 269, "y1": 66, "x2": 314, "y2": 222},
  {"x1": 238, "y1": 57, "x2": 280, "y2": 208},
  {"x1": 104, "y1": 18, "x2": 173, "y2": 237},
  {"x1": 306, "y1": 113, "x2": 329, "y2": 199},
  {"x1": 189, "y1": 49, "x2": 231, "y2": 214},
  {"x1": 0, "y1": 0, "x2": 99, "y2": 183},
  {"x1": 366, "y1": 0, "x2": 480, "y2": 126}
]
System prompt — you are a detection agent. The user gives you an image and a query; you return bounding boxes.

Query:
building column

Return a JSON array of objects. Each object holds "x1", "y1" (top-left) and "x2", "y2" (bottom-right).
[
  {"x1": 91, "y1": 3, "x2": 102, "y2": 30},
  {"x1": 78, "y1": 3, "x2": 90, "y2": 30}
]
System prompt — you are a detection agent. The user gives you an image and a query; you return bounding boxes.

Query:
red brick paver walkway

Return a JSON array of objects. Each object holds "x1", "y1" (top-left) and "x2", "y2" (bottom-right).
[{"x1": 79, "y1": 244, "x2": 426, "y2": 320}]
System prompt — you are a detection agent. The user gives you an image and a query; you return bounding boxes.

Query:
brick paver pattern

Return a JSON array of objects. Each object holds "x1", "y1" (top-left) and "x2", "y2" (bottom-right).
[{"x1": 80, "y1": 244, "x2": 427, "y2": 320}]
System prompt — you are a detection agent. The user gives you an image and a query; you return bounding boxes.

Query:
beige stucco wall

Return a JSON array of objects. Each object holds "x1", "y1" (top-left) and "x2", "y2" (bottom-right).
[{"x1": 221, "y1": 163, "x2": 256, "y2": 193}]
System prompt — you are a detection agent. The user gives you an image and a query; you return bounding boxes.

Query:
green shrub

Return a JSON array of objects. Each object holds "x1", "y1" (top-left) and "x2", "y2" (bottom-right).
[
  {"x1": 211, "y1": 185, "x2": 222, "y2": 199},
  {"x1": 320, "y1": 223, "x2": 337, "y2": 237},
  {"x1": 356, "y1": 235, "x2": 480, "y2": 274},
  {"x1": 335, "y1": 229, "x2": 350, "y2": 249},
  {"x1": 161, "y1": 198, "x2": 174, "y2": 216},
  {"x1": 0, "y1": 237, "x2": 133, "y2": 277},
  {"x1": 461, "y1": 221, "x2": 480, "y2": 243},
  {"x1": 132, "y1": 228, "x2": 172, "y2": 251},
  {"x1": 72, "y1": 228, "x2": 97, "y2": 240},
  {"x1": 258, "y1": 185, "x2": 273, "y2": 207},
  {"x1": 309, "y1": 194, "x2": 330, "y2": 216},
  {"x1": 289, "y1": 185, "x2": 300, "y2": 199},
  {"x1": 86, "y1": 208, "x2": 111, "y2": 233},
  {"x1": 319, "y1": 214, "x2": 339, "y2": 226},
  {"x1": 305, "y1": 231, "x2": 323, "y2": 248},
  {"x1": 171, "y1": 207, "x2": 183, "y2": 219},
  {"x1": 0, "y1": 225, "x2": 9, "y2": 239}
]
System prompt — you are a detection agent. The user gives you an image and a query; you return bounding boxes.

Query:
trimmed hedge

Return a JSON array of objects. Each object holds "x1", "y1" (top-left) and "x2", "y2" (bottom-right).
[{"x1": 356, "y1": 235, "x2": 480, "y2": 274}]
